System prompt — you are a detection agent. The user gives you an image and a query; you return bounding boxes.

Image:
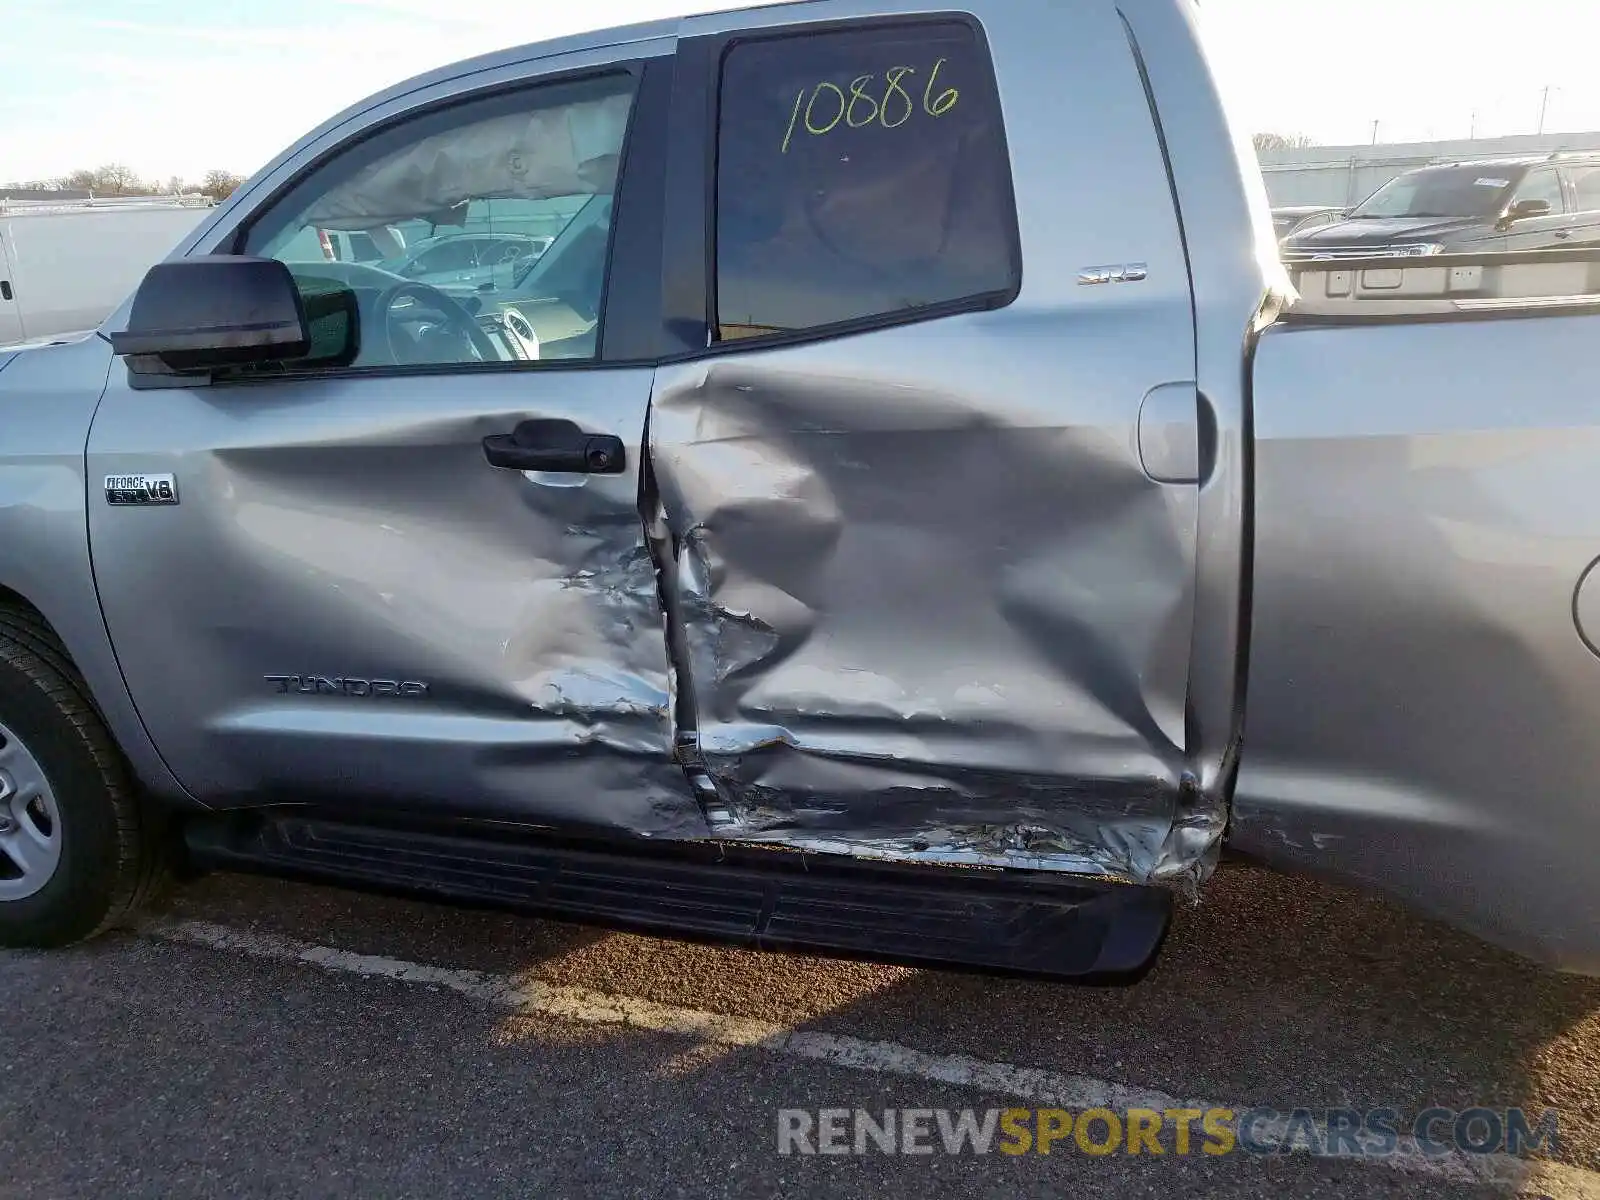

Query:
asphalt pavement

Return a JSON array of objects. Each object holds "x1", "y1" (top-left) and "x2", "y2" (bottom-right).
[{"x1": 1, "y1": 862, "x2": 1597, "y2": 1198}]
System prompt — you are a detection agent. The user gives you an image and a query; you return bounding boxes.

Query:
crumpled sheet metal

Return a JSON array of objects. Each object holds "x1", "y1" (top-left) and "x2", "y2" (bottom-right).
[
  {"x1": 106, "y1": 388, "x2": 701, "y2": 839},
  {"x1": 302, "y1": 88, "x2": 633, "y2": 230},
  {"x1": 650, "y1": 355, "x2": 1219, "y2": 886},
  {"x1": 495, "y1": 506, "x2": 705, "y2": 838},
  {"x1": 424, "y1": 438, "x2": 696, "y2": 838}
]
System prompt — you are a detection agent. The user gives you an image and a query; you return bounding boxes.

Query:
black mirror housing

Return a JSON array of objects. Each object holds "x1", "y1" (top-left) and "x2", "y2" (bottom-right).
[
  {"x1": 1506, "y1": 198, "x2": 1554, "y2": 223},
  {"x1": 111, "y1": 256, "x2": 311, "y2": 374}
]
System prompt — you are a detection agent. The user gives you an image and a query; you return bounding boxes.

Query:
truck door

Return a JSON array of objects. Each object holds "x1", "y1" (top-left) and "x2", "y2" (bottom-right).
[
  {"x1": 87, "y1": 58, "x2": 706, "y2": 837},
  {"x1": 649, "y1": 7, "x2": 1210, "y2": 883},
  {"x1": 0, "y1": 224, "x2": 22, "y2": 345}
]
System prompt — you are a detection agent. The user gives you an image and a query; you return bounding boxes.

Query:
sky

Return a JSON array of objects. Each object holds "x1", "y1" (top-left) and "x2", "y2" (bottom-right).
[{"x1": 3, "y1": 0, "x2": 1600, "y2": 183}]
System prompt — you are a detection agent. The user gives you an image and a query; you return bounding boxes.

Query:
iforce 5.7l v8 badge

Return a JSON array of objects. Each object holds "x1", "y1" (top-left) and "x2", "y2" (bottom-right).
[{"x1": 104, "y1": 473, "x2": 178, "y2": 505}]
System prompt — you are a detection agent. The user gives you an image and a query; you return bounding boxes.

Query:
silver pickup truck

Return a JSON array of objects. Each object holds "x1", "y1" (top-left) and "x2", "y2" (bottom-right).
[{"x1": 1, "y1": 0, "x2": 1596, "y2": 982}]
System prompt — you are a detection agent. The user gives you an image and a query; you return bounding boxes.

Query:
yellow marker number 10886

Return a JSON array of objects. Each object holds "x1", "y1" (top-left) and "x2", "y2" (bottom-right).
[{"x1": 780, "y1": 59, "x2": 960, "y2": 153}]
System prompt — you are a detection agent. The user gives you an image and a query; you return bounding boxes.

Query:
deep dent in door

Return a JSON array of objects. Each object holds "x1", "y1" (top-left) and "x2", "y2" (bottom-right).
[
  {"x1": 87, "y1": 364, "x2": 702, "y2": 836},
  {"x1": 645, "y1": 358, "x2": 1224, "y2": 888}
]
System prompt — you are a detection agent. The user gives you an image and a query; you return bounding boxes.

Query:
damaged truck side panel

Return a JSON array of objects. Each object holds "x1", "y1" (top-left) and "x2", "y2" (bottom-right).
[
  {"x1": 87, "y1": 364, "x2": 707, "y2": 837},
  {"x1": 79, "y1": 0, "x2": 1247, "y2": 885},
  {"x1": 650, "y1": 344, "x2": 1206, "y2": 883},
  {"x1": 15, "y1": 0, "x2": 1600, "y2": 975},
  {"x1": 84, "y1": 42, "x2": 707, "y2": 838},
  {"x1": 648, "y1": 0, "x2": 1226, "y2": 885}
]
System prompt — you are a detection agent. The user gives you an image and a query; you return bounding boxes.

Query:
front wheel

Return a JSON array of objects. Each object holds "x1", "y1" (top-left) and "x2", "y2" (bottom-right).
[{"x1": 0, "y1": 609, "x2": 166, "y2": 947}]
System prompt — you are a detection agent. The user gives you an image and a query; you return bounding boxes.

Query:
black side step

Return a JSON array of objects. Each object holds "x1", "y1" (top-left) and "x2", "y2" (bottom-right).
[{"x1": 183, "y1": 815, "x2": 1172, "y2": 984}]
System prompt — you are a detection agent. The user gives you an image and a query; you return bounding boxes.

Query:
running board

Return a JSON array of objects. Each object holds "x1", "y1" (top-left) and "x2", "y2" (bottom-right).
[{"x1": 183, "y1": 814, "x2": 1172, "y2": 984}]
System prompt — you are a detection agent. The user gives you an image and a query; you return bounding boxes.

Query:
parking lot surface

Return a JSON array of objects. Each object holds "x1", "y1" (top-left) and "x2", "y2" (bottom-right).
[{"x1": 2, "y1": 864, "x2": 1597, "y2": 1198}]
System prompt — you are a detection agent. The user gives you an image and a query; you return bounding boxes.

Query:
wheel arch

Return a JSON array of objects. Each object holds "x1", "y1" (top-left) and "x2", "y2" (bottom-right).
[
  {"x1": 0, "y1": 577, "x2": 197, "y2": 810},
  {"x1": 0, "y1": 584, "x2": 175, "y2": 946}
]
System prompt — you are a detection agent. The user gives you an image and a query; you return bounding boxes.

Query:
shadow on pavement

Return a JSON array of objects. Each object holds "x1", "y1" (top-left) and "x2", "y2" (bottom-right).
[{"x1": 160, "y1": 858, "x2": 1600, "y2": 1181}]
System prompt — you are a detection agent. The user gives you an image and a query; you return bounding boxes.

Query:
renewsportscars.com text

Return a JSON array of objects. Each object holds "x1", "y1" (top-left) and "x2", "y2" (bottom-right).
[{"x1": 777, "y1": 1106, "x2": 1560, "y2": 1158}]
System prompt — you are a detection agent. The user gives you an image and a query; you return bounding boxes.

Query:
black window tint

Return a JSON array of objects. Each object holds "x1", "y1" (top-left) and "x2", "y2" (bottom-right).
[{"x1": 715, "y1": 21, "x2": 1018, "y2": 342}]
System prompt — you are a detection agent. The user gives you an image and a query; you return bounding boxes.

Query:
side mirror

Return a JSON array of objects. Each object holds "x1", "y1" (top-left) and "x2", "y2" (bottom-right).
[
  {"x1": 111, "y1": 256, "x2": 310, "y2": 376},
  {"x1": 1505, "y1": 198, "x2": 1553, "y2": 224}
]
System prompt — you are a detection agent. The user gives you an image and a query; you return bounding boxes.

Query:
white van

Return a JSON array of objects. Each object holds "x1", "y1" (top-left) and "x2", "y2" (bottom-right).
[{"x1": 0, "y1": 197, "x2": 214, "y2": 346}]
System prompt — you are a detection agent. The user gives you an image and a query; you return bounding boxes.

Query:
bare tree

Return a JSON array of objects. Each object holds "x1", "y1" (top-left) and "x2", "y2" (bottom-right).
[
  {"x1": 1252, "y1": 132, "x2": 1317, "y2": 153},
  {"x1": 7, "y1": 165, "x2": 244, "y2": 199},
  {"x1": 90, "y1": 163, "x2": 142, "y2": 195},
  {"x1": 201, "y1": 170, "x2": 246, "y2": 201}
]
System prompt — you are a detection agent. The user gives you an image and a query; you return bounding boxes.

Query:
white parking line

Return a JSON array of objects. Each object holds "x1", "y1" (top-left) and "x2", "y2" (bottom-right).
[{"x1": 147, "y1": 919, "x2": 1599, "y2": 1196}]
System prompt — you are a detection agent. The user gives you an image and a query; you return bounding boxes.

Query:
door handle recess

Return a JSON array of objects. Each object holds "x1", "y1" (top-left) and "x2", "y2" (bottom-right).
[
  {"x1": 482, "y1": 418, "x2": 626, "y2": 474},
  {"x1": 0, "y1": 281, "x2": 11, "y2": 301}
]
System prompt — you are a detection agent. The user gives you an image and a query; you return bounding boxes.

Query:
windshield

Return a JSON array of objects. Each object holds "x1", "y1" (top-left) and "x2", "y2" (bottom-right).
[{"x1": 1350, "y1": 167, "x2": 1516, "y2": 219}]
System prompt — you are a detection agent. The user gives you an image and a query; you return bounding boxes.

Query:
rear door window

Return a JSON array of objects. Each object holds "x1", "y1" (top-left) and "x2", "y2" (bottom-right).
[
  {"x1": 713, "y1": 20, "x2": 1019, "y2": 342},
  {"x1": 1566, "y1": 166, "x2": 1600, "y2": 214}
]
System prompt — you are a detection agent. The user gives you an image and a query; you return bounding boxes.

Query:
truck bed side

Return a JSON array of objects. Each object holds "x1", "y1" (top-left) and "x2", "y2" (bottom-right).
[{"x1": 1242, "y1": 303, "x2": 1600, "y2": 972}]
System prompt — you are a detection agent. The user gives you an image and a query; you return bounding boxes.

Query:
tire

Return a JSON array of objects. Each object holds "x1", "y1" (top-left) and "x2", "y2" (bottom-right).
[{"x1": 0, "y1": 607, "x2": 166, "y2": 947}]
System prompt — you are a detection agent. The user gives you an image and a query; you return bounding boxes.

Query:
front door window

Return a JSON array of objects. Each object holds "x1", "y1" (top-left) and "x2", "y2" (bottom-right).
[
  {"x1": 1510, "y1": 169, "x2": 1565, "y2": 214},
  {"x1": 243, "y1": 73, "x2": 637, "y2": 370}
]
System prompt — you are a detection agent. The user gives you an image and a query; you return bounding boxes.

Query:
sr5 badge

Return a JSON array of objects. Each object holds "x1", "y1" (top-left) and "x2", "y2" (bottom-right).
[{"x1": 104, "y1": 473, "x2": 178, "y2": 505}]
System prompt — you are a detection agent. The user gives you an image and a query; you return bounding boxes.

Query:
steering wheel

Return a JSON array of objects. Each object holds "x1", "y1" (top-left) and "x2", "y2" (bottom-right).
[{"x1": 371, "y1": 281, "x2": 500, "y2": 365}]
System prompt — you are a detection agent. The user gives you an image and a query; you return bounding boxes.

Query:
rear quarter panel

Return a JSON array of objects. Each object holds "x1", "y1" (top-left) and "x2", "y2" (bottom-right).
[{"x1": 1240, "y1": 309, "x2": 1600, "y2": 972}]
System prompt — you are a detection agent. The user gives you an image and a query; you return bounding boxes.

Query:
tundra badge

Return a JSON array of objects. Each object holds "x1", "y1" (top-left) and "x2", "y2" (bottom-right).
[
  {"x1": 265, "y1": 675, "x2": 431, "y2": 698},
  {"x1": 104, "y1": 473, "x2": 178, "y2": 505}
]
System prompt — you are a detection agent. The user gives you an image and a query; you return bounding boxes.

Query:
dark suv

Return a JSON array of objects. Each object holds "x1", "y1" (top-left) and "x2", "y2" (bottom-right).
[{"x1": 1282, "y1": 152, "x2": 1600, "y2": 261}]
